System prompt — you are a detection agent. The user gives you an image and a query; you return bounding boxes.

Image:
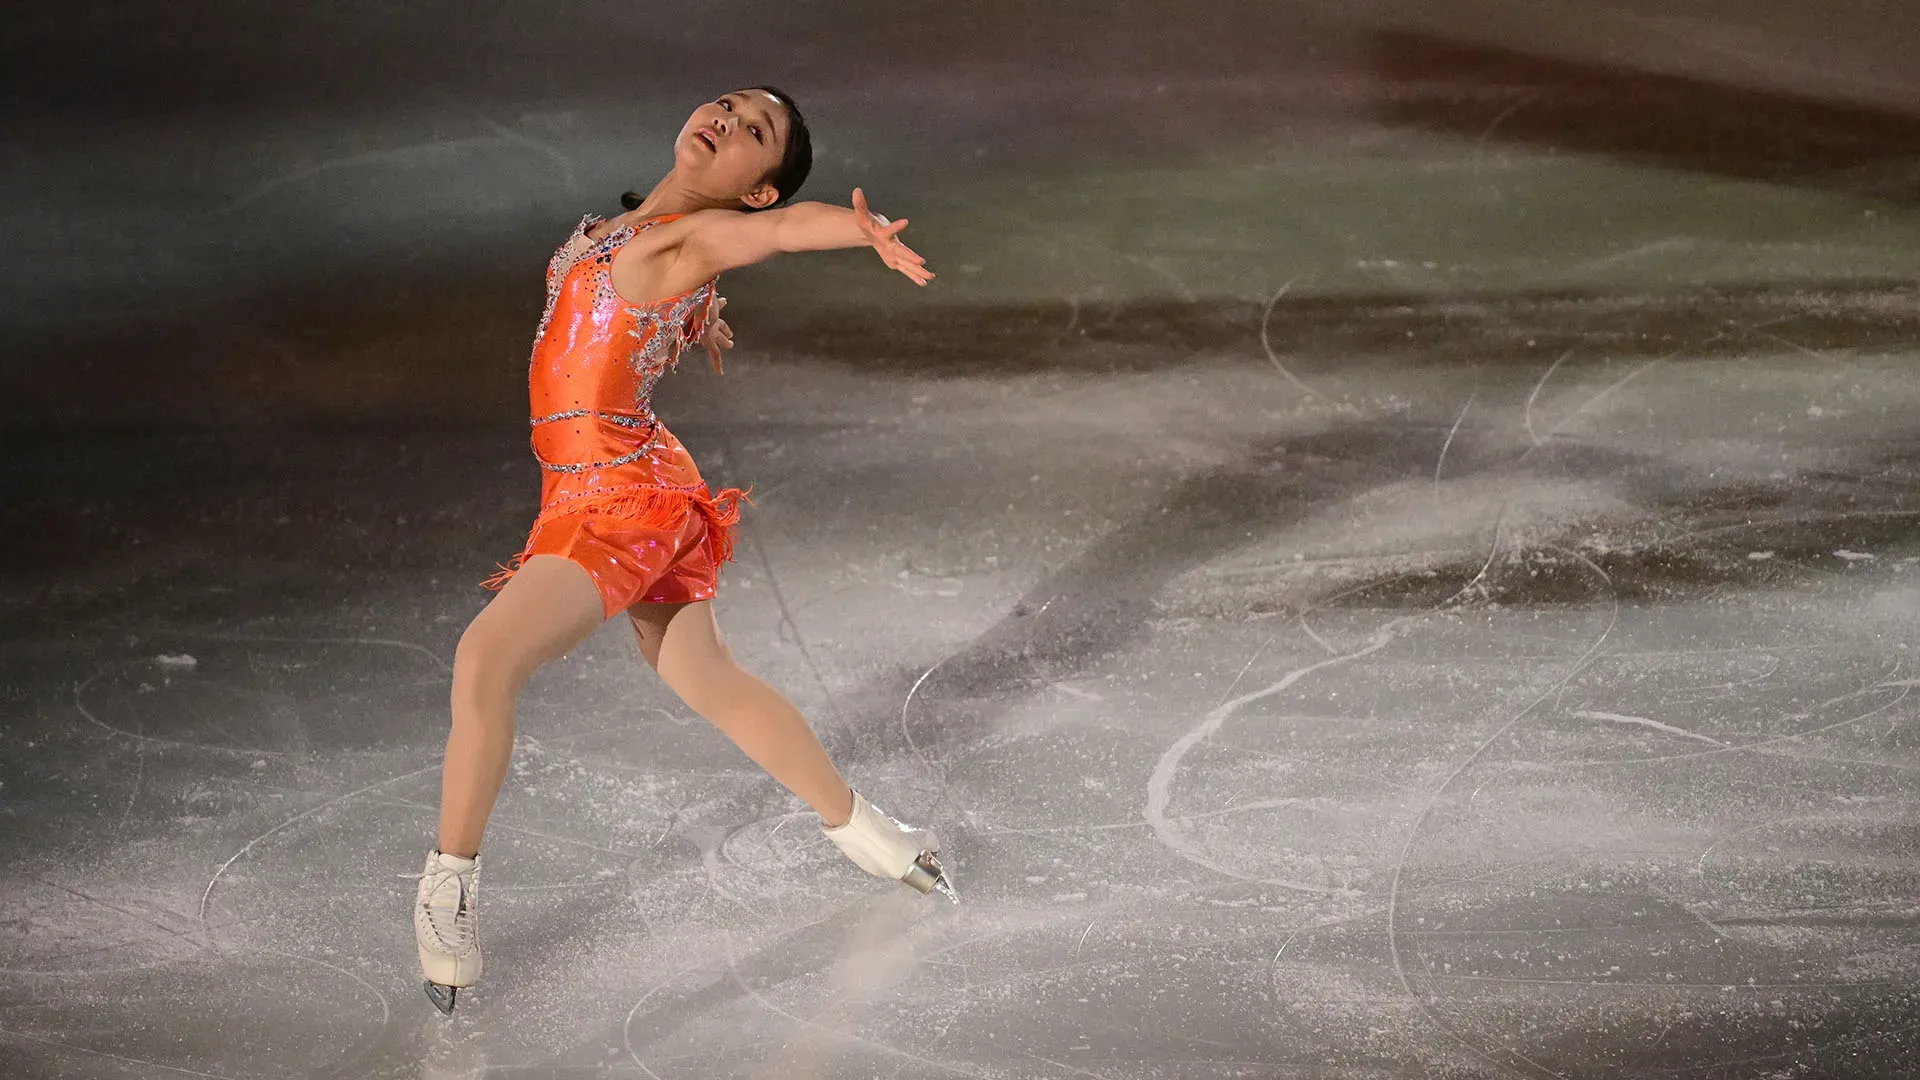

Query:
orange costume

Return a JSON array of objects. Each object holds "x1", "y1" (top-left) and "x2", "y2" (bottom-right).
[{"x1": 483, "y1": 213, "x2": 747, "y2": 617}]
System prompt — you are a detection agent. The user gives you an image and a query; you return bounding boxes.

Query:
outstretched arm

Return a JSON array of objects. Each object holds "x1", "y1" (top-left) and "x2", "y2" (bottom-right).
[{"x1": 679, "y1": 189, "x2": 934, "y2": 286}]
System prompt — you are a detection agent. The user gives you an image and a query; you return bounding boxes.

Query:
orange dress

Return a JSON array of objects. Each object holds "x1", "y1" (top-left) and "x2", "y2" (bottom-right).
[{"x1": 482, "y1": 212, "x2": 748, "y2": 618}]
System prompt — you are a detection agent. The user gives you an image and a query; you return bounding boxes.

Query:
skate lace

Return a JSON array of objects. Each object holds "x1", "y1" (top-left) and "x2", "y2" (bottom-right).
[{"x1": 414, "y1": 866, "x2": 479, "y2": 955}]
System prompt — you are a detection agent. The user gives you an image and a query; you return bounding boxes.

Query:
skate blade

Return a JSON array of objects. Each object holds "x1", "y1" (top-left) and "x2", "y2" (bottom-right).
[
  {"x1": 901, "y1": 851, "x2": 956, "y2": 902},
  {"x1": 424, "y1": 981, "x2": 458, "y2": 1015}
]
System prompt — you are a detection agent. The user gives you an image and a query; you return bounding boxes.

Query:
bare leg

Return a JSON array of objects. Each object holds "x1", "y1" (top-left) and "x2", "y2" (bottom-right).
[
  {"x1": 628, "y1": 600, "x2": 856, "y2": 827},
  {"x1": 438, "y1": 555, "x2": 606, "y2": 856}
]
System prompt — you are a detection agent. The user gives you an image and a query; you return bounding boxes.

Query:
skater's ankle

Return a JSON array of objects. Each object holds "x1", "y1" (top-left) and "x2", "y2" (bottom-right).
[
  {"x1": 436, "y1": 848, "x2": 479, "y2": 861},
  {"x1": 819, "y1": 790, "x2": 855, "y2": 830}
]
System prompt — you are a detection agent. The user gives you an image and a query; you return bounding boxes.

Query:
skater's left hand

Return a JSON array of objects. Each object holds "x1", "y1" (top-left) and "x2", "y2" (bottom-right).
[
  {"x1": 700, "y1": 296, "x2": 734, "y2": 374},
  {"x1": 852, "y1": 188, "x2": 934, "y2": 287}
]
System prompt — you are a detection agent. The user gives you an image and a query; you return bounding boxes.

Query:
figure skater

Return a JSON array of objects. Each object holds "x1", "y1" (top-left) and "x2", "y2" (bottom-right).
[{"x1": 411, "y1": 86, "x2": 945, "y2": 1015}]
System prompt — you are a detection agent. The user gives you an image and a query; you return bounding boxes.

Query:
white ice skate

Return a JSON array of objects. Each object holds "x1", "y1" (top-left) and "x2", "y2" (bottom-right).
[
  {"x1": 822, "y1": 792, "x2": 951, "y2": 897},
  {"x1": 413, "y1": 850, "x2": 482, "y2": 1014}
]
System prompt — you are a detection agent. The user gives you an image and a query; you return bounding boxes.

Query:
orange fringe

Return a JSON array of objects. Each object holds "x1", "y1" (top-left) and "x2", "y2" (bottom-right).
[{"x1": 481, "y1": 483, "x2": 751, "y2": 592}]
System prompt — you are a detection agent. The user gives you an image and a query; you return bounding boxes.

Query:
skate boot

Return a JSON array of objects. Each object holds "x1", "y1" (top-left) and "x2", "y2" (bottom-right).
[
  {"x1": 413, "y1": 850, "x2": 482, "y2": 1014},
  {"x1": 822, "y1": 792, "x2": 950, "y2": 897}
]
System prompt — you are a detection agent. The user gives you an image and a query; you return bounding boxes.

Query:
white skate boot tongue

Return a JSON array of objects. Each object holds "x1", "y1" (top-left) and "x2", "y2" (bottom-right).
[
  {"x1": 823, "y1": 794, "x2": 924, "y2": 879},
  {"x1": 433, "y1": 852, "x2": 477, "y2": 872}
]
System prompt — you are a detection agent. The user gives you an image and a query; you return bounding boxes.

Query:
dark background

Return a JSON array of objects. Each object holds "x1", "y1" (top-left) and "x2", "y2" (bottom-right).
[
  {"x1": 6, "y1": 1, "x2": 1918, "y2": 430},
  {"x1": 5, "y1": 5, "x2": 1920, "y2": 1078}
]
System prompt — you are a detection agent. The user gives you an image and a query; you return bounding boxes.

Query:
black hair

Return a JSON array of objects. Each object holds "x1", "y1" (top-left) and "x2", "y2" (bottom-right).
[
  {"x1": 747, "y1": 85, "x2": 812, "y2": 210},
  {"x1": 620, "y1": 85, "x2": 812, "y2": 213}
]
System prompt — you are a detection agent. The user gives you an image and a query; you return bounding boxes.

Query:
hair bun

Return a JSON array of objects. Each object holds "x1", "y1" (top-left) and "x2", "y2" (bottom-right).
[{"x1": 620, "y1": 191, "x2": 643, "y2": 211}]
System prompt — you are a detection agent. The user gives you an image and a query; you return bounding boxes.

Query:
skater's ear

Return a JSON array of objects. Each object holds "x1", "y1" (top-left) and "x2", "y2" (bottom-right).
[{"x1": 741, "y1": 85, "x2": 811, "y2": 211}]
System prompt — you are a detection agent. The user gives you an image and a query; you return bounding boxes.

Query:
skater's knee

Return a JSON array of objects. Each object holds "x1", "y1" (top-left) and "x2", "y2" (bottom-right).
[{"x1": 453, "y1": 620, "x2": 541, "y2": 700}]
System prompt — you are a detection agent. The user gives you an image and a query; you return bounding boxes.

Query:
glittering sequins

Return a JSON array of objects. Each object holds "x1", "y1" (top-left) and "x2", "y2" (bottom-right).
[
  {"x1": 530, "y1": 408, "x2": 658, "y2": 429},
  {"x1": 525, "y1": 213, "x2": 719, "y2": 475},
  {"x1": 530, "y1": 434, "x2": 662, "y2": 473}
]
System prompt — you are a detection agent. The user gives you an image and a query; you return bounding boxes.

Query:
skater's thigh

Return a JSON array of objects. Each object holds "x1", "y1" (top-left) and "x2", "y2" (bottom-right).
[
  {"x1": 458, "y1": 554, "x2": 605, "y2": 684},
  {"x1": 626, "y1": 600, "x2": 736, "y2": 685}
]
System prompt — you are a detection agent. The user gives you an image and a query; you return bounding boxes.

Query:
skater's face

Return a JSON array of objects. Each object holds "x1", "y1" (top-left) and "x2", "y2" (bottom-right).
[{"x1": 674, "y1": 90, "x2": 791, "y2": 211}]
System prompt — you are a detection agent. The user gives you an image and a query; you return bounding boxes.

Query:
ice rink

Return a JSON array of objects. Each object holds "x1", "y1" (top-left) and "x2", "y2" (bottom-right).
[{"x1": 4, "y1": 3, "x2": 1919, "y2": 1077}]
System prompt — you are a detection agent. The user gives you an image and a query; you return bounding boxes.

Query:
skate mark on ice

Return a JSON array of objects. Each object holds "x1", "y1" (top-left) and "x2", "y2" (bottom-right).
[
  {"x1": 73, "y1": 632, "x2": 450, "y2": 756},
  {"x1": 199, "y1": 763, "x2": 438, "y2": 920},
  {"x1": 1686, "y1": 905, "x2": 1733, "y2": 942},
  {"x1": 1436, "y1": 971, "x2": 1894, "y2": 991},
  {"x1": 1516, "y1": 334, "x2": 1722, "y2": 459},
  {"x1": 1259, "y1": 278, "x2": 1352, "y2": 413},
  {"x1": 729, "y1": 450, "x2": 850, "y2": 735},
  {"x1": 1522, "y1": 347, "x2": 1575, "y2": 447},
  {"x1": 1692, "y1": 810, "x2": 1875, "y2": 880},
  {"x1": 718, "y1": 920, "x2": 991, "y2": 1080},
  {"x1": 471, "y1": 109, "x2": 579, "y2": 193},
  {"x1": 619, "y1": 909, "x2": 846, "y2": 1078},
  {"x1": 1594, "y1": 3, "x2": 1911, "y2": 96},
  {"x1": 73, "y1": 661, "x2": 291, "y2": 757},
  {"x1": 116, "y1": 628, "x2": 451, "y2": 672},
  {"x1": 1465, "y1": 762, "x2": 1517, "y2": 815},
  {"x1": 118, "y1": 731, "x2": 145, "y2": 830},
  {"x1": 1228, "y1": 744, "x2": 1421, "y2": 796},
  {"x1": 1652, "y1": 652, "x2": 1782, "y2": 697},
  {"x1": 1758, "y1": 748, "x2": 1920, "y2": 773},
  {"x1": 623, "y1": 962, "x2": 704, "y2": 1080},
  {"x1": 1049, "y1": 680, "x2": 1104, "y2": 702},
  {"x1": 971, "y1": 819, "x2": 1151, "y2": 839},
  {"x1": 1475, "y1": 88, "x2": 1545, "y2": 152},
  {"x1": 244, "y1": 945, "x2": 392, "y2": 1076},
  {"x1": 1565, "y1": 237, "x2": 1697, "y2": 276},
  {"x1": 1000, "y1": 206, "x2": 1198, "y2": 303},
  {"x1": 1750, "y1": 326, "x2": 1849, "y2": 368},
  {"x1": 1146, "y1": 633, "x2": 1381, "y2": 894},
  {"x1": 700, "y1": 830, "x2": 775, "y2": 924},
  {"x1": 1650, "y1": 508, "x2": 1920, "y2": 551},
  {"x1": 1554, "y1": 669, "x2": 1911, "y2": 770},
  {"x1": 1296, "y1": 613, "x2": 1339, "y2": 656},
  {"x1": 1383, "y1": 544, "x2": 1618, "y2": 1080},
  {"x1": 1689, "y1": 1022, "x2": 1920, "y2": 1077},
  {"x1": 9, "y1": 873, "x2": 230, "y2": 980},
  {"x1": 1171, "y1": 796, "x2": 1339, "y2": 824},
  {"x1": 1017, "y1": 1049, "x2": 1120, "y2": 1080},
  {"x1": 1571, "y1": 710, "x2": 1729, "y2": 747},
  {"x1": 901, "y1": 650, "x2": 957, "y2": 813},
  {"x1": 0, "y1": 1027, "x2": 238, "y2": 1079},
  {"x1": 1145, "y1": 488, "x2": 1525, "y2": 892},
  {"x1": 221, "y1": 133, "x2": 525, "y2": 213},
  {"x1": 1433, "y1": 392, "x2": 1474, "y2": 499},
  {"x1": 356, "y1": 789, "x2": 649, "y2": 860}
]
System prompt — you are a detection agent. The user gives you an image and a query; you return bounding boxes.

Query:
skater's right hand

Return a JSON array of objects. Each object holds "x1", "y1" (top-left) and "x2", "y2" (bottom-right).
[
  {"x1": 852, "y1": 188, "x2": 934, "y2": 287},
  {"x1": 700, "y1": 296, "x2": 734, "y2": 374}
]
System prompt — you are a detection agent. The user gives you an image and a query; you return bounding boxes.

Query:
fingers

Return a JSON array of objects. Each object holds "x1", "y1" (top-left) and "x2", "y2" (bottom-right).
[
  {"x1": 882, "y1": 237, "x2": 932, "y2": 283},
  {"x1": 888, "y1": 253, "x2": 934, "y2": 285},
  {"x1": 704, "y1": 328, "x2": 731, "y2": 373},
  {"x1": 852, "y1": 191, "x2": 934, "y2": 285}
]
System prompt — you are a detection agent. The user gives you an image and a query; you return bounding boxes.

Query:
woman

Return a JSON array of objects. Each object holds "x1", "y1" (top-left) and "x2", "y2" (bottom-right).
[{"x1": 413, "y1": 86, "x2": 945, "y2": 1015}]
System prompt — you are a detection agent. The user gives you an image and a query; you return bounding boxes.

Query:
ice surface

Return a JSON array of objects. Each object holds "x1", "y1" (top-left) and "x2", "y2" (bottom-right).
[{"x1": 5, "y1": 3, "x2": 1920, "y2": 1078}]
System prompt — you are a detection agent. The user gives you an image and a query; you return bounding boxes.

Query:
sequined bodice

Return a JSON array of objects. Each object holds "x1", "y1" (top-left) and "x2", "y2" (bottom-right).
[{"x1": 527, "y1": 213, "x2": 718, "y2": 474}]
